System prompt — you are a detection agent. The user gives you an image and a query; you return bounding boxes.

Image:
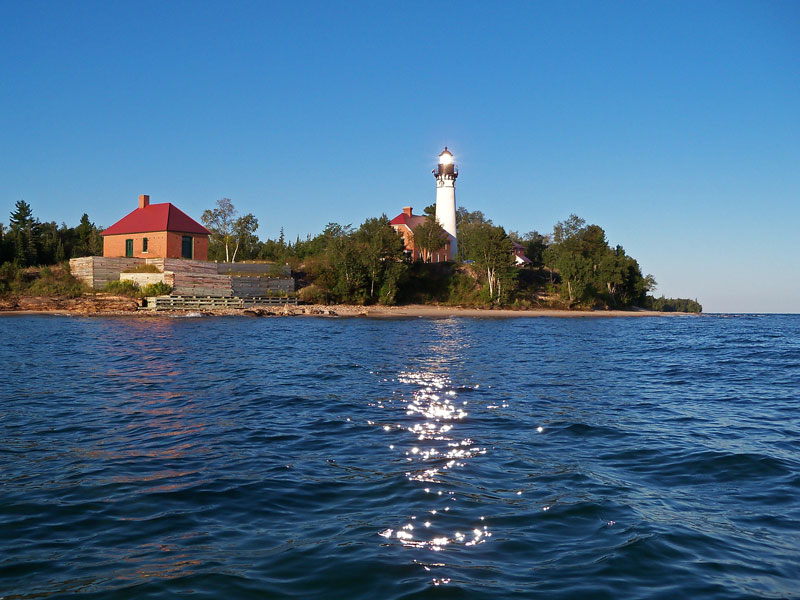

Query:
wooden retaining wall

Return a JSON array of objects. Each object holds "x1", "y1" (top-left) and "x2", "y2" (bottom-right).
[
  {"x1": 120, "y1": 273, "x2": 166, "y2": 287},
  {"x1": 70, "y1": 257, "x2": 146, "y2": 289},
  {"x1": 231, "y1": 276, "x2": 294, "y2": 296},
  {"x1": 146, "y1": 258, "x2": 232, "y2": 296},
  {"x1": 71, "y1": 257, "x2": 294, "y2": 296},
  {"x1": 216, "y1": 262, "x2": 291, "y2": 277}
]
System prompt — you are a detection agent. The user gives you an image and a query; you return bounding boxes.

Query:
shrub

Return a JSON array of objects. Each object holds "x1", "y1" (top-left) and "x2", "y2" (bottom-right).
[
  {"x1": 140, "y1": 282, "x2": 172, "y2": 296},
  {"x1": 102, "y1": 280, "x2": 140, "y2": 296},
  {"x1": 0, "y1": 263, "x2": 86, "y2": 298},
  {"x1": 645, "y1": 295, "x2": 702, "y2": 313},
  {"x1": 122, "y1": 264, "x2": 161, "y2": 273},
  {"x1": 298, "y1": 283, "x2": 329, "y2": 304}
]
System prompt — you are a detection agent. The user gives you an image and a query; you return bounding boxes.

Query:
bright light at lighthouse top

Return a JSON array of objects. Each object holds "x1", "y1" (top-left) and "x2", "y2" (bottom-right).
[{"x1": 434, "y1": 147, "x2": 458, "y2": 178}]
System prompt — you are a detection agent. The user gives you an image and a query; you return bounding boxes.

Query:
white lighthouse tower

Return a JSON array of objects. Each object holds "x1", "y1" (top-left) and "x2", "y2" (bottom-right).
[{"x1": 434, "y1": 147, "x2": 458, "y2": 260}]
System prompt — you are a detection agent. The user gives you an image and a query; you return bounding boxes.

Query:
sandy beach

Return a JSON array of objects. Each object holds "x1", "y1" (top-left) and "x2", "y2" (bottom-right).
[
  {"x1": 0, "y1": 299, "x2": 698, "y2": 318},
  {"x1": 299, "y1": 304, "x2": 697, "y2": 318}
]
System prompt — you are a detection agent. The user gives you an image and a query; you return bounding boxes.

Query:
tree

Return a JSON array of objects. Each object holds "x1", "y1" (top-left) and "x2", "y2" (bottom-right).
[
  {"x1": 470, "y1": 224, "x2": 516, "y2": 302},
  {"x1": 521, "y1": 230, "x2": 550, "y2": 266},
  {"x1": 0, "y1": 223, "x2": 10, "y2": 264},
  {"x1": 231, "y1": 214, "x2": 259, "y2": 262},
  {"x1": 201, "y1": 198, "x2": 237, "y2": 261},
  {"x1": 544, "y1": 215, "x2": 652, "y2": 307},
  {"x1": 354, "y1": 215, "x2": 406, "y2": 301},
  {"x1": 552, "y1": 214, "x2": 586, "y2": 244},
  {"x1": 71, "y1": 213, "x2": 102, "y2": 258},
  {"x1": 456, "y1": 207, "x2": 492, "y2": 227},
  {"x1": 322, "y1": 223, "x2": 365, "y2": 301},
  {"x1": 8, "y1": 200, "x2": 41, "y2": 266},
  {"x1": 412, "y1": 217, "x2": 448, "y2": 262},
  {"x1": 456, "y1": 207, "x2": 493, "y2": 261}
]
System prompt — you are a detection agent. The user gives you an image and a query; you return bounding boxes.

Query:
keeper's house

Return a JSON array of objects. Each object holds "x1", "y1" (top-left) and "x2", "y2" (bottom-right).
[{"x1": 101, "y1": 195, "x2": 211, "y2": 261}]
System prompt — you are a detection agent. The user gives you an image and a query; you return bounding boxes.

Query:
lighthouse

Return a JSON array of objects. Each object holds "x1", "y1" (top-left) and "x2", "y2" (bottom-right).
[{"x1": 434, "y1": 147, "x2": 458, "y2": 260}]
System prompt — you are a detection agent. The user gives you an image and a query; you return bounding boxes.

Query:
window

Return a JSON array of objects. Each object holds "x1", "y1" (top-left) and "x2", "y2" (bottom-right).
[
  {"x1": 125, "y1": 239, "x2": 133, "y2": 257},
  {"x1": 142, "y1": 237, "x2": 148, "y2": 253},
  {"x1": 181, "y1": 236, "x2": 193, "y2": 259}
]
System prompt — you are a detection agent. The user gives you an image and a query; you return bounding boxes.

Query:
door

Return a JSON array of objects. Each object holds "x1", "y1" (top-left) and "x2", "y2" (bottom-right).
[
  {"x1": 125, "y1": 239, "x2": 133, "y2": 257},
  {"x1": 181, "y1": 236, "x2": 193, "y2": 259}
]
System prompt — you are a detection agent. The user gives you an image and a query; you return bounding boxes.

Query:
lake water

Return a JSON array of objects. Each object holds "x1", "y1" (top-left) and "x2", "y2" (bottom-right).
[{"x1": 1, "y1": 314, "x2": 799, "y2": 599}]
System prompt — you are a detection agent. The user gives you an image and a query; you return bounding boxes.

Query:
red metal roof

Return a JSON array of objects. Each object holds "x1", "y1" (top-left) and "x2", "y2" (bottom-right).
[
  {"x1": 101, "y1": 203, "x2": 210, "y2": 236},
  {"x1": 390, "y1": 212, "x2": 426, "y2": 230}
]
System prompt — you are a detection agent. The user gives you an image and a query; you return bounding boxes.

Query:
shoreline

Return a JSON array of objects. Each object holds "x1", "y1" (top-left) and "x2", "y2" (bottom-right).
[{"x1": 0, "y1": 300, "x2": 699, "y2": 319}]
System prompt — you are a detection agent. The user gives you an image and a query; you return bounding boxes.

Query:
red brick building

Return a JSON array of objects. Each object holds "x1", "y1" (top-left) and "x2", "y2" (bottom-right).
[
  {"x1": 512, "y1": 241, "x2": 532, "y2": 265},
  {"x1": 390, "y1": 207, "x2": 451, "y2": 263},
  {"x1": 101, "y1": 195, "x2": 211, "y2": 260}
]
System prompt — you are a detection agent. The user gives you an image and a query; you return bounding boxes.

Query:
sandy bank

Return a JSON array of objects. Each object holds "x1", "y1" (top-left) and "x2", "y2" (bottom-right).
[
  {"x1": 299, "y1": 304, "x2": 696, "y2": 318},
  {"x1": 1, "y1": 299, "x2": 698, "y2": 319}
]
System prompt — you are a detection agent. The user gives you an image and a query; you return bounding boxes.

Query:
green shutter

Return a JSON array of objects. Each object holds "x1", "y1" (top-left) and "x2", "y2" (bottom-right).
[{"x1": 181, "y1": 236, "x2": 193, "y2": 259}]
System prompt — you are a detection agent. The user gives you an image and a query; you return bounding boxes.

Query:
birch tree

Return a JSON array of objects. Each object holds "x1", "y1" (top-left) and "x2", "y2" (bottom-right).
[
  {"x1": 201, "y1": 198, "x2": 237, "y2": 262},
  {"x1": 470, "y1": 224, "x2": 515, "y2": 303},
  {"x1": 412, "y1": 217, "x2": 448, "y2": 262}
]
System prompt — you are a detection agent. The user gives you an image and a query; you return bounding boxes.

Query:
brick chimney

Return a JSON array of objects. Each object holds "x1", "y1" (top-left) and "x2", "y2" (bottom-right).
[
  {"x1": 403, "y1": 206, "x2": 413, "y2": 217},
  {"x1": 138, "y1": 194, "x2": 150, "y2": 209}
]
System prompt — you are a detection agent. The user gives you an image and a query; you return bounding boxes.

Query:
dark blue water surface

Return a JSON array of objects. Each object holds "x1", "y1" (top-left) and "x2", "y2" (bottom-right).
[{"x1": 1, "y1": 314, "x2": 799, "y2": 599}]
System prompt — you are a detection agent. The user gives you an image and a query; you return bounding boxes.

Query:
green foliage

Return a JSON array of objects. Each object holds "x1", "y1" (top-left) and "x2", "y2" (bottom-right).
[
  {"x1": 102, "y1": 279, "x2": 173, "y2": 298},
  {"x1": 353, "y1": 216, "x2": 406, "y2": 301},
  {"x1": 301, "y1": 216, "x2": 408, "y2": 305},
  {"x1": 412, "y1": 216, "x2": 449, "y2": 262},
  {"x1": 122, "y1": 264, "x2": 161, "y2": 273},
  {"x1": 141, "y1": 282, "x2": 173, "y2": 296},
  {"x1": 519, "y1": 230, "x2": 550, "y2": 266},
  {"x1": 395, "y1": 263, "x2": 483, "y2": 306},
  {"x1": 202, "y1": 198, "x2": 261, "y2": 262},
  {"x1": 646, "y1": 296, "x2": 702, "y2": 313},
  {"x1": 102, "y1": 280, "x2": 141, "y2": 296},
  {"x1": 3, "y1": 198, "x2": 693, "y2": 311},
  {"x1": 460, "y1": 223, "x2": 516, "y2": 304},
  {"x1": 0, "y1": 202, "x2": 103, "y2": 267},
  {"x1": 456, "y1": 209, "x2": 493, "y2": 262},
  {"x1": 543, "y1": 214, "x2": 654, "y2": 308},
  {"x1": 0, "y1": 263, "x2": 86, "y2": 297},
  {"x1": 202, "y1": 198, "x2": 237, "y2": 262},
  {"x1": 232, "y1": 213, "x2": 259, "y2": 261}
]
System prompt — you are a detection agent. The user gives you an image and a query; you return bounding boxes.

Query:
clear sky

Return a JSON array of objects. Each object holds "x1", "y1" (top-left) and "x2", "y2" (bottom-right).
[{"x1": 1, "y1": 1, "x2": 798, "y2": 312}]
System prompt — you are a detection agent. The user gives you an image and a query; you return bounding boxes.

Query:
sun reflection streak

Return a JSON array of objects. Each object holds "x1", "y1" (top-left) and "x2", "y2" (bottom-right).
[{"x1": 373, "y1": 362, "x2": 492, "y2": 565}]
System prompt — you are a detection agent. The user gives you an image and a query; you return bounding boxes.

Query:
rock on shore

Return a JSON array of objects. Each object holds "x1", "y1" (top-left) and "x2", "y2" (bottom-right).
[{"x1": 0, "y1": 295, "x2": 140, "y2": 314}]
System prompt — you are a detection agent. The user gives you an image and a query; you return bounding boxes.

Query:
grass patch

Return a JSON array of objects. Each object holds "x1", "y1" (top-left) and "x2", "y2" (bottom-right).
[
  {"x1": 141, "y1": 282, "x2": 173, "y2": 296},
  {"x1": 122, "y1": 264, "x2": 161, "y2": 273},
  {"x1": 103, "y1": 280, "x2": 173, "y2": 297},
  {"x1": 103, "y1": 280, "x2": 141, "y2": 296},
  {"x1": 0, "y1": 263, "x2": 87, "y2": 298}
]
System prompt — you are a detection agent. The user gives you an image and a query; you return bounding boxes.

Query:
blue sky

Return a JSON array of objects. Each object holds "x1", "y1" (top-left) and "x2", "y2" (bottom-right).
[{"x1": 1, "y1": 1, "x2": 798, "y2": 312}]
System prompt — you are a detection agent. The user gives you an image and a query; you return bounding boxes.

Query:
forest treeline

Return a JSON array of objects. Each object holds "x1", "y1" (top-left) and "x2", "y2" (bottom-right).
[
  {"x1": 199, "y1": 198, "x2": 700, "y2": 311},
  {"x1": 0, "y1": 200, "x2": 103, "y2": 266},
  {"x1": 1, "y1": 198, "x2": 701, "y2": 312}
]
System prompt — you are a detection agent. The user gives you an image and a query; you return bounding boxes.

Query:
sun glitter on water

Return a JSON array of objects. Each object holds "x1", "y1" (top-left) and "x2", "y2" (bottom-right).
[{"x1": 374, "y1": 369, "x2": 491, "y2": 562}]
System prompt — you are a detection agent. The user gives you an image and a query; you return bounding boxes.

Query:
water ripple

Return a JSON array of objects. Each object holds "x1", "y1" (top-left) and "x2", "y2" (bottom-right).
[{"x1": 1, "y1": 314, "x2": 799, "y2": 598}]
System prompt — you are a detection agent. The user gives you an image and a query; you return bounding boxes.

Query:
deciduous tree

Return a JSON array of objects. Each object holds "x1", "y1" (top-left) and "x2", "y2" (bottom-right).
[
  {"x1": 202, "y1": 198, "x2": 237, "y2": 262},
  {"x1": 470, "y1": 224, "x2": 515, "y2": 302},
  {"x1": 412, "y1": 217, "x2": 448, "y2": 263},
  {"x1": 231, "y1": 214, "x2": 259, "y2": 262}
]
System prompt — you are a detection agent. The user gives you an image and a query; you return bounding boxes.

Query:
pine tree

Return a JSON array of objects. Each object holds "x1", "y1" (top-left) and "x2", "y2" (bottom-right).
[{"x1": 8, "y1": 200, "x2": 40, "y2": 266}]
